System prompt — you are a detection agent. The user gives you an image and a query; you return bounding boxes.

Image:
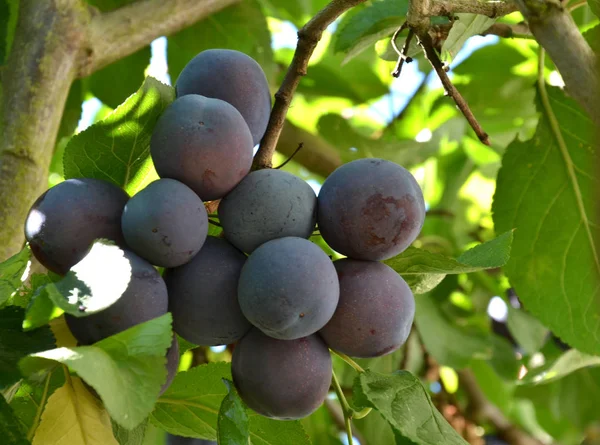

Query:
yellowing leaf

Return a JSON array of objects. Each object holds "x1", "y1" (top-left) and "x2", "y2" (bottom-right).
[
  {"x1": 32, "y1": 376, "x2": 117, "y2": 445},
  {"x1": 49, "y1": 316, "x2": 77, "y2": 348}
]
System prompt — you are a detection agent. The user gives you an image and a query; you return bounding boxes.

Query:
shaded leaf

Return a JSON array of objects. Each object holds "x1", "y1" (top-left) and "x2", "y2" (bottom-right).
[
  {"x1": 0, "y1": 247, "x2": 30, "y2": 306},
  {"x1": 56, "y1": 81, "x2": 83, "y2": 142},
  {"x1": 385, "y1": 231, "x2": 513, "y2": 294},
  {"x1": 112, "y1": 418, "x2": 148, "y2": 445},
  {"x1": 441, "y1": 14, "x2": 496, "y2": 63},
  {"x1": 248, "y1": 413, "x2": 311, "y2": 445},
  {"x1": 217, "y1": 380, "x2": 249, "y2": 445},
  {"x1": 0, "y1": 393, "x2": 29, "y2": 445},
  {"x1": 0, "y1": 307, "x2": 55, "y2": 388},
  {"x1": 521, "y1": 349, "x2": 600, "y2": 385},
  {"x1": 23, "y1": 274, "x2": 62, "y2": 331},
  {"x1": 90, "y1": 48, "x2": 151, "y2": 108},
  {"x1": 415, "y1": 292, "x2": 491, "y2": 368},
  {"x1": 354, "y1": 370, "x2": 468, "y2": 445},
  {"x1": 167, "y1": 0, "x2": 275, "y2": 84},
  {"x1": 31, "y1": 376, "x2": 117, "y2": 445},
  {"x1": 588, "y1": 0, "x2": 600, "y2": 18},
  {"x1": 506, "y1": 306, "x2": 548, "y2": 355},
  {"x1": 493, "y1": 86, "x2": 600, "y2": 355},
  {"x1": 20, "y1": 314, "x2": 172, "y2": 429},
  {"x1": 333, "y1": 0, "x2": 407, "y2": 64},
  {"x1": 9, "y1": 367, "x2": 65, "y2": 436},
  {"x1": 63, "y1": 77, "x2": 174, "y2": 195}
]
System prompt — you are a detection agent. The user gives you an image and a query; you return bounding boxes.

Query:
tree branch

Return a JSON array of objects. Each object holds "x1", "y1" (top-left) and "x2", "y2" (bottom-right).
[
  {"x1": 417, "y1": 32, "x2": 490, "y2": 146},
  {"x1": 515, "y1": 0, "x2": 599, "y2": 124},
  {"x1": 0, "y1": 0, "x2": 89, "y2": 261},
  {"x1": 82, "y1": 0, "x2": 241, "y2": 77},
  {"x1": 429, "y1": 0, "x2": 518, "y2": 17},
  {"x1": 459, "y1": 369, "x2": 545, "y2": 445},
  {"x1": 253, "y1": 0, "x2": 367, "y2": 170}
]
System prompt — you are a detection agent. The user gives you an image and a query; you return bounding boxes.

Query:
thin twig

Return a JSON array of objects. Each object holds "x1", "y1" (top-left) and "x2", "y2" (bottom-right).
[
  {"x1": 252, "y1": 0, "x2": 368, "y2": 170},
  {"x1": 331, "y1": 350, "x2": 366, "y2": 373},
  {"x1": 208, "y1": 219, "x2": 222, "y2": 227},
  {"x1": 390, "y1": 22, "x2": 408, "y2": 56},
  {"x1": 332, "y1": 370, "x2": 354, "y2": 445},
  {"x1": 392, "y1": 28, "x2": 415, "y2": 78},
  {"x1": 417, "y1": 32, "x2": 490, "y2": 146},
  {"x1": 274, "y1": 143, "x2": 304, "y2": 169}
]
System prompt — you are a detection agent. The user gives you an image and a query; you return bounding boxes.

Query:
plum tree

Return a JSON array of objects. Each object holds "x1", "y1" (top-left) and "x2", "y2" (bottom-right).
[
  {"x1": 319, "y1": 259, "x2": 415, "y2": 358},
  {"x1": 121, "y1": 179, "x2": 208, "y2": 267},
  {"x1": 166, "y1": 434, "x2": 216, "y2": 445},
  {"x1": 317, "y1": 158, "x2": 425, "y2": 260},
  {"x1": 218, "y1": 169, "x2": 317, "y2": 253},
  {"x1": 238, "y1": 237, "x2": 339, "y2": 340},
  {"x1": 24, "y1": 178, "x2": 129, "y2": 275},
  {"x1": 65, "y1": 250, "x2": 168, "y2": 345},
  {"x1": 165, "y1": 236, "x2": 251, "y2": 346},
  {"x1": 232, "y1": 329, "x2": 332, "y2": 420},
  {"x1": 150, "y1": 95, "x2": 254, "y2": 201},
  {"x1": 175, "y1": 49, "x2": 271, "y2": 145},
  {"x1": 161, "y1": 336, "x2": 180, "y2": 395}
]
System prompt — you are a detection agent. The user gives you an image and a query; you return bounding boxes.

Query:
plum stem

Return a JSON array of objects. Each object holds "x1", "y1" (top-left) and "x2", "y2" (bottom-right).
[
  {"x1": 331, "y1": 370, "x2": 354, "y2": 445},
  {"x1": 331, "y1": 350, "x2": 365, "y2": 373}
]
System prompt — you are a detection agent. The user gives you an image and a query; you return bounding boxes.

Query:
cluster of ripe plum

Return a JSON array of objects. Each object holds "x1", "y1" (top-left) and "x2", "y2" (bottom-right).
[{"x1": 24, "y1": 49, "x2": 425, "y2": 422}]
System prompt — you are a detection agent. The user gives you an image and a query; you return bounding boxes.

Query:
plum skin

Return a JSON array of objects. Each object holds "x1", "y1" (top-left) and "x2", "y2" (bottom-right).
[
  {"x1": 150, "y1": 95, "x2": 254, "y2": 201},
  {"x1": 317, "y1": 158, "x2": 425, "y2": 261},
  {"x1": 65, "y1": 250, "x2": 168, "y2": 345},
  {"x1": 218, "y1": 169, "x2": 317, "y2": 253},
  {"x1": 165, "y1": 237, "x2": 251, "y2": 346},
  {"x1": 24, "y1": 178, "x2": 129, "y2": 275},
  {"x1": 175, "y1": 49, "x2": 271, "y2": 146},
  {"x1": 121, "y1": 178, "x2": 208, "y2": 267},
  {"x1": 232, "y1": 329, "x2": 332, "y2": 420},
  {"x1": 237, "y1": 237, "x2": 339, "y2": 340},
  {"x1": 319, "y1": 258, "x2": 415, "y2": 358}
]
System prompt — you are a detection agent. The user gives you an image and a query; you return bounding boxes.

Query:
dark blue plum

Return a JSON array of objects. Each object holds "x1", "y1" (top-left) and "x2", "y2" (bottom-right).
[
  {"x1": 150, "y1": 95, "x2": 253, "y2": 201},
  {"x1": 165, "y1": 237, "x2": 251, "y2": 346},
  {"x1": 218, "y1": 169, "x2": 317, "y2": 253},
  {"x1": 25, "y1": 178, "x2": 128, "y2": 274},
  {"x1": 319, "y1": 259, "x2": 415, "y2": 358},
  {"x1": 122, "y1": 179, "x2": 208, "y2": 267},
  {"x1": 232, "y1": 329, "x2": 332, "y2": 420},
  {"x1": 65, "y1": 250, "x2": 168, "y2": 345},
  {"x1": 175, "y1": 49, "x2": 271, "y2": 145},
  {"x1": 317, "y1": 158, "x2": 425, "y2": 260},
  {"x1": 238, "y1": 237, "x2": 339, "y2": 340}
]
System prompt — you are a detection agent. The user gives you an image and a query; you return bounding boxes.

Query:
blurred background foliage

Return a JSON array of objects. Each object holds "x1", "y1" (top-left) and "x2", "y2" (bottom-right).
[{"x1": 42, "y1": 0, "x2": 600, "y2": 444}]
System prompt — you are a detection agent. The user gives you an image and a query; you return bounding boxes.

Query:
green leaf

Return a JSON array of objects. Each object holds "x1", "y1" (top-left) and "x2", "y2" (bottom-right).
[
  {"x1": 0, "y1": 247, "x2": 31, "y2": 307},
  {"x1": 301, "y1": 405, "x2": 344, "y2": 445},
  {"x1": 63, "y1": 76, "x2": 174, "y2": 195},
  {"x1": 0, "y1": 307, "x2": 55, "y2": 389},
  {"x1": 353, "y1": 370, "x2": 468, "y2": 445},
  {"x1": 493, "y1": 86, "x2": 600, "y2": 355},
  {"x1": 90, "y1": 48, "x2": 151, "y2": 108},
  {"x1": 521, "y1": 349, "x2": 600, "y2": 385},
  {"x1": 112, "y1": 418, "x2": 148, "y2": 445},
  {"x1": 9, "y1": 368, "x2": 65, "y2": 436},
  {"x1": 588, "y1": 0, "x2": 600, "y2": 18},
  {"x1": 38, "y1": 241, "x2": 134, "y2": 317},
  {"x1": 247, "y1": 413, "x2": 311, "y2": 445},
  {"x1": 167, "y1": 0, "x2": 275, "y2": 84},
  {"x1": 151, "y1": 362, "x2": 231, "y2": 440},
  {"x1": 384, "y1": 231, "x2": 513, "y2": 294},
  {"x1": 0, "y1": 0, "x2": 18, "y2": 64},
  {"x1": 31, "y1": 376, "x2": 118, "y2": 445},
  {"x1": 23, "y1": 274, "x2": 62, "y2": 331},
  {"x1": 0, "y1": 394, "x2": 29, "y2": 445},
  {"x1": 506, "y1": 306, "x2": 548, "y2": 355},
  {"x1": 151, "y1": 363, "x2": 310, "y2": 444},
  {"x1": 217, "y1": 379, "x2": 249, "y2": 445},
  {"x1": 20, "y1": 314, "x2": 172, "y2": 429},
  {"x1": 415, "y1": 292, "x2": 491, "y2": 368},
  {"x1": 440, "y1": 14, "x2": 496, "y2": 63},
  {"x1": 333, "y1": 0, "x2": 407, "y2": 64}
]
